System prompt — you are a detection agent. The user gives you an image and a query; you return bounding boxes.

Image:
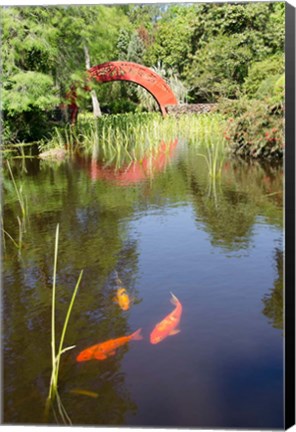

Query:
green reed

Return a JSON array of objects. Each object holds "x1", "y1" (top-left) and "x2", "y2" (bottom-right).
[
  {"x1": 6, "y1": 160, "x2": 27, "y2": 219},
  {"x1": 46, "y1": 112, "x2": 228, "y2": 172},
  {"x1": 46, "y1": 224, "x2": 83, "y2": 424},
  {"x1": 193, "y1": 115, "x2": 229, "y2": 179},
  {"x1": 2, "y1": 161, "x2": 28, "y2": 254}
]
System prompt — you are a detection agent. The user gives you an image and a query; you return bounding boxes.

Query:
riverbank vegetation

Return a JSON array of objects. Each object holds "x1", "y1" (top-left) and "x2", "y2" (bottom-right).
[
  {"x1": 43, "y1": 112, "x2": 228, "y2": 167},
  {"x1": 2, "y1": 2, "x2": 285, "y2": 160}
]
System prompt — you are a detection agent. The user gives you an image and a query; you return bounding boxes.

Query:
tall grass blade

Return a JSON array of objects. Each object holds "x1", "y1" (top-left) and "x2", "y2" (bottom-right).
[
  {"x1": 46, "y1": 223, "x2": 83, "y2": 424},
  {"x1": 55, "y1": 269, "x2": 83, "y2": 379}
]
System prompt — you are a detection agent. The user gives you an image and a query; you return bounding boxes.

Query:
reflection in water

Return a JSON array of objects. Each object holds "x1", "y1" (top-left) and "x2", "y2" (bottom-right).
[
  {"x1": 262, "y1": 248, "x2": 283, "y2": 330},
  {"x1": 65, "y1": 358, "x2": 138, "y2": 425},
  {"x1": 78, "y1": 139, "x2": 178, "y2": 185},
  {"x1": 187, "y1": 155, "x2": 283, "y2": 250},
  {"x1": 2, "y1": 139, "x2": 283, "y2": 427}
]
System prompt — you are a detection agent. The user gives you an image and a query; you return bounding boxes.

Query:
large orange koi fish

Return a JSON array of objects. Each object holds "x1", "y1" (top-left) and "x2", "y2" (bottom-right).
[
  {"x1": 76, "y1": 328, "x2": 143, "y2": 362},
  {"x1": 150, "y1": 293, "x2": 182, "y2": 344}
]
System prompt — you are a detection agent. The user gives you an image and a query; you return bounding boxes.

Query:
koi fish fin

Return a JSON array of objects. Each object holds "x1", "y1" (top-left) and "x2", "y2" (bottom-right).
[
  {"x1": 118, "y1": 287, "x2": 127, "y2": 295},
  {"x1": 112, "y1": 296, "x2": 118, "y2": 303},
  {"x1": 170, "y1": 292, "x2": 180, "y2": 306},
  {"x1": 94, "y1": 353, "x2": 107, "y2": 360},
  {"x1": 169, "y1": 329, "x2": 180, "y2": 336},
  {"x1": 108, "y1": 351, "x2": 116, "y2": 356},
  {"x1": 131, "y1": 328, "x2": 143, "y2": 341}
]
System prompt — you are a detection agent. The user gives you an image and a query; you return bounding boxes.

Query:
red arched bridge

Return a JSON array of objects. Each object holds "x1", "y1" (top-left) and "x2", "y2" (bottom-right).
[{"x1": 67, "y1": 61, "x2": 178, "y2": 122}]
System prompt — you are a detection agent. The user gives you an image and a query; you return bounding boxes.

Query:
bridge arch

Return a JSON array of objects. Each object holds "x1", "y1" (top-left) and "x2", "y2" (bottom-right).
[{"x1": 87, "y1": 61, "x2": 178, "y2": 116}]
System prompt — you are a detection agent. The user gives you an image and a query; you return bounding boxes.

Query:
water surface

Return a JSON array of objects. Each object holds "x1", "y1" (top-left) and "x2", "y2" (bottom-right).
[{"x1": 2, "y1": 140, "x2": 283, "y2": 428}]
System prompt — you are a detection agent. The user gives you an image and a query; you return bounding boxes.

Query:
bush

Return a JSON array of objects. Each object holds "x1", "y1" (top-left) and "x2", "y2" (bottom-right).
[
  {"x1": 217, "y1": 97, "x2": 284, "y2": 159},
  {"x1": 3, "y1": 109, "x2": 56, "y2": 144}
]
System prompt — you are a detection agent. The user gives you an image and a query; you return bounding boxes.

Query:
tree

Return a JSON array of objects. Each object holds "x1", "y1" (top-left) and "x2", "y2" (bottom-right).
[
  {"x1": 1, "y1": 7, "x2": 63, "y2": 142},
  {"x1": 142, "y1": 2, "x2": 285, "y2": 102},
  {"x1": 186, "y1": 34, "x2": 254, "y2": 101},
  {"x1": 52, "y1": 5, "x2": 129, "y2": 116},
  {"x1": 185, "y1": 2, "x2": 285, "y2": 101},
  {"x1": 2, "y1": 5, "x2": 130, "y2": 142},
  {"x1": 243, "y1": 54, "x2": 284, "y2": 98},
  {"x1": 144, "y1": 5, "x2": 197, "y2": 75}
]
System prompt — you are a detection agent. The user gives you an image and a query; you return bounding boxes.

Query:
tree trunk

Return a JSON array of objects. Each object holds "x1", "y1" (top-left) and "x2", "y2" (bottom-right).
[{"x1": 83, "y1": 45, "x2": 102, "y2": 118}]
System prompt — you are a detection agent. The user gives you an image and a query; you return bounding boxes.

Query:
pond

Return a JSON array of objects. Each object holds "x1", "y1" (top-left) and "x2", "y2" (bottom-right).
[{"x1": 2, "y1": 138, "x2": 283, "y2": 428}]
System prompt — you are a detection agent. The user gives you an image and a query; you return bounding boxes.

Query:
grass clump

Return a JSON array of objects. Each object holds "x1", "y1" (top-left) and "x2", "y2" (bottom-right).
[{"x1": 45, "y1": 111, "x2": 228, "y2": 168}]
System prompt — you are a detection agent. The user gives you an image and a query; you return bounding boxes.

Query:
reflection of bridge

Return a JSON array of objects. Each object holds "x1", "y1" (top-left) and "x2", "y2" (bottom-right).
[
  {"x1": 67, "y1": 61, "x2": 178, "y2": 122},
  {"x1": 76, "y1": 139, "x2": 178, "y2": 186}
]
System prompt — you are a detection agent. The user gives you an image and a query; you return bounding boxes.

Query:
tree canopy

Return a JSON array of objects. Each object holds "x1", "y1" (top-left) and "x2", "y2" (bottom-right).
[{"x1": 1, "y1": 2, "x2": 285, "y2": 142}]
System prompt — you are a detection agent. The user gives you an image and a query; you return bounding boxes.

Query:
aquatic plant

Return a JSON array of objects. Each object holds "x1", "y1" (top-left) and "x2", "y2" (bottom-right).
[
  {"x1": 46, "y1": 112, "x2": 227, "y2": 170},
  {"x1": 192, "y1": 115, "x2": 229, "y2": 178},
  {"x1": 6, "y1": 160, "x2": 27, "y2": 219},
  {"x1": 2, "y1": 161, "x2": 28, "y2": 253},
  {"x1": 46, "y1": 224, "x2": 83, "y2": 424}
]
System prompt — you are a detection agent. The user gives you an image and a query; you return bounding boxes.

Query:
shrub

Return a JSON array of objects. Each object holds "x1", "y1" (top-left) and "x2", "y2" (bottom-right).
[{"x1": 217, "y1": 97, "x2": 284, "y2": 159}]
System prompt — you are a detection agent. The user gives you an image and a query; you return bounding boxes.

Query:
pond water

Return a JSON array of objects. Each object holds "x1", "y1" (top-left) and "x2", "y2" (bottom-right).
[{"x1": 2, "y1": 139, "x2": 283, "y2": 428}]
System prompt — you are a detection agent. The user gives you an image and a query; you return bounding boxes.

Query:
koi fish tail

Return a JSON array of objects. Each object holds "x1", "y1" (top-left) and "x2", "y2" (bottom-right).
[
  {"x1": 170, "y1": 292, "x2": 180, "y2": 306},
  {"x1": 131, "y1": 328, "x2": 143, "y2": 341}
]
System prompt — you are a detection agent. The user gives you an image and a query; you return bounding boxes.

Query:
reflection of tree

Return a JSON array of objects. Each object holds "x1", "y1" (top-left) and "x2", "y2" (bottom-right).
[
  {"x1": 3, "y1": 146, "x2": 284, "y2": 424},
  {"x1": 185, "y1": 152, "x2": 283, "y2": 251},
  {"x1": 262, "y1": 248, "x2": 283, "y2": 330},
  {"x1": 3, "y1": 159, "x2": 142, "y2": 425},
  {"x1": 190, "y1": 175, "x2": 254, "y2": 250},
  {"x1": 64, "y1": 363, "x2": 138, "y2": 425}
]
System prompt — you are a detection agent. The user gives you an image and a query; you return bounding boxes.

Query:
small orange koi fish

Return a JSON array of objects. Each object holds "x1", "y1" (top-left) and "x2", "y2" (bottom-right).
[
  {"x1": 150, "y1": 293, "x2": 182, "y2": 344},
  {"x1": 76, "y1": 328, "x2": 143, "y2": 362},
  {"x1": 113, "y1": 287, "x2": 131, "y2": 311}
]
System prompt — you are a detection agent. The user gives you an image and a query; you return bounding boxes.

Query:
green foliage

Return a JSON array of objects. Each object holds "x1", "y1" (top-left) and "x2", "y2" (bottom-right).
[
  {"x1": 127, "y1": 4, "x2": 164, "y2": 29},
  {"x1": 3, "y1": 71, "x2": 59, "y2": 114},
  {"x1": 243, "y1": 54, "x2": 284, "y2": 97},
  {"x1": 273, "y1": 74, "x2": 285, "y2": 101},
  {"x1": 186, "y1": 3, "x2": 285, "y2": 102},
  {"x1": 2, "y1": 7, "x2": 61, "y2": 142},
  {"x1": 2, "y1": 2, "x2": 285, "y2": 149},
  {"x1": 127, "y1": 31, "x2": 145, "y2": 63},
  {"x1": 144, "y1": 2, "x2": 285, "y2": 102},
  {"x1": 217, "y1": 97, "x2": 284, "y2": 159},
  {"x1": 95, "y1": 81, "x2": 139, "y2": 114},
  {"x1": 187, "y1": 34, "x2": 253, "y2": 101},
  {"x1": 144, "y1": 6, "x2": 197, "y2": 74},
  {"x1": 1, "y1": 6, "x2": 59, "y2": 77},
  {"x1": 117, "y1": 28, "x2": 133, "y2": 60},
  {"x1": 2, "y1": 5, "x2": 129, "y2": 143}
]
